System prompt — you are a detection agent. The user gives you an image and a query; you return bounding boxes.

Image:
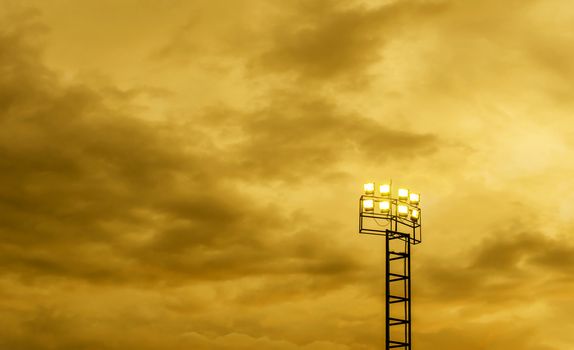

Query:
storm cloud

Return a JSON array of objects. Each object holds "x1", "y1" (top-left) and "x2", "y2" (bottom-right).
[{"x1": 1, "y1": 0, "x2": 574, "y2": 349}]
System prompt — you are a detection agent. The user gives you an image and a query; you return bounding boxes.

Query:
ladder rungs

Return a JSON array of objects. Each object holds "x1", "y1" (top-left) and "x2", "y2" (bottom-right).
[
  {"x1": 388, "y1": 251, "x2": 409, "y2": 261},
  {"x1": 389, "y1": 273, "x2": 408, "y2": 282},
  {"x1": 389, "y1": 251, "x2": 408, "y2": 256},
  {"x1": 389, "y1": 256, "x2": 409, "y2": 261},
  {"x1": 389, "y1": 317, "x2": 409, "y2": 325},
  {"x1": 388, "y1": 295, "x2": 409, "y2": 303},
  {"x1": 389, "y1": 340, "x2": 409, "y2": 348},
  {"x1": 388, "y1": 235, "x2": 408, "y2": 240}
]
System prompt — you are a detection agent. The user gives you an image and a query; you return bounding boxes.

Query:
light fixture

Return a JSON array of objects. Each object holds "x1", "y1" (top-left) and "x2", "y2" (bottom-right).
[
  {"x1": 398, "y1": 188, "x2": 409, "y2": 201},
  {"x1": 379, "y1": 183, "x2": 391, "y2": 196},
  {"x1": 363, "y1": 199, "x2": 374, "y2": 211},
  {"x1": 410, "y1": 209, "x2": 420, "y2": 222},
  {"x1": 409, "y1": 193, "x2": 420, "y2": 205},
  {"x1": 398, "y1": 204, "x2": 408, "y2": 217},
  {"x1": 364, "y1": 183, "x2": 375, "y2": 195},
  {"x1": 379, "y1": 200, "x2": 390, "y2": 213}
]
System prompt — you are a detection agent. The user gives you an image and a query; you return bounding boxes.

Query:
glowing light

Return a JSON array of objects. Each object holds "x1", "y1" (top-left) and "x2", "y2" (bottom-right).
[
  {"x1": 410, "y1": 209, "x2": 420, "y2": 222},
  {"x1": 364, "y1": 183, "x2": 375, "y2": 195},
  {"x1": 398, "y1": 204, "x2": 408, "y2": 217},
  {"x1": 398, "y1": 188, "x2": 409, "y2": 200},
  {"x1": 409, "y1": 193, "x2": 420, "y2": 205},
  {"x1": 363, "y1": 199, "x2": 374, "y2": 211},
  {"x1": 379, "y1": 184, "x2": 391, "y2": 196},
  {"x1": 379, "y1": 200, "x2": 391, "y2": 213}
]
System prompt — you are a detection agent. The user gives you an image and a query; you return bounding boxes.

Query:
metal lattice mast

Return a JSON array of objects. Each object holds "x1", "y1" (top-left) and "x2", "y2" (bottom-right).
[{"x1": 358, "y1": 181, "x2": 422, "y2": 350}]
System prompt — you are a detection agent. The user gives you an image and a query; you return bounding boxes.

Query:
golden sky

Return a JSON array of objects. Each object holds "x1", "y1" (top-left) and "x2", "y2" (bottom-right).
[{"x1": 1, "y1": 0, "x2": 574, "y2": 349}]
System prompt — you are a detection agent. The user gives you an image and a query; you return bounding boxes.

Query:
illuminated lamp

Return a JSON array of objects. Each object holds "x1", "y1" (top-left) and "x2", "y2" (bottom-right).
[
  {"x1": 364, "y1": 183, "x2": 375, "y2": 195},
  {"x1": 398, "y1": 204, "x2": 409, "y2": 217},
  {"x1": 363, "y1": 199, "x2": 374, "y2": 211},
  {"x1": 379, "y1": 200, "x2": 391, "y2": 213},
  {"x1": 398, "y1": 188, "x2": 409, "y2": 201}
]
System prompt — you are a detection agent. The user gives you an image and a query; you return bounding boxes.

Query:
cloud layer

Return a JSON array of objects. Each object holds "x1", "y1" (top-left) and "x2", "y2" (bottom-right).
[{"x1": 1, "y1": 0, "x2": 574, "y2": 349}]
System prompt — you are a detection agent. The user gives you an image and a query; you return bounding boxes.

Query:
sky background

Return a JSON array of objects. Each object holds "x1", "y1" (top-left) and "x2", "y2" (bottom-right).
[{"x1": 1, "y1": 0, "x2": 574, "y2": 349}]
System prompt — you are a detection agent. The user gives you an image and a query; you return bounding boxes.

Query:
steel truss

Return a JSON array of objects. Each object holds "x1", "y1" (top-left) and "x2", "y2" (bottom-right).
[{"x1": 358, "y1": 195, "x2": 422, "y2": 350}]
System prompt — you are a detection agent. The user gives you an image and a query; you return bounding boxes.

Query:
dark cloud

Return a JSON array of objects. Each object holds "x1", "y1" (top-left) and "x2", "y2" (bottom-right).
[
  {"x1": 0, "y1": 16, "x2": 387, "y2": 349},
  {"x1": 255, "y1": 1, "x2": 447, "y2": 82},
  {"x1": 416, "y1": 226, "x2": 574, "y2": 328},
  {"x1": 153, "y1": 0, "x2": 448, "y2": 85},
  {"x1": 2, "y1": 1, "x2": 574, "y2": 349},
  {"x1": 0, "y1": 18, "x2": 375, "y2": 291},
  {"x1": 409, "y1": 227, "x2": 574, "y2": 349},
  {"x1": 199, "y1": 91, "x2": 438, "y2": 182}
]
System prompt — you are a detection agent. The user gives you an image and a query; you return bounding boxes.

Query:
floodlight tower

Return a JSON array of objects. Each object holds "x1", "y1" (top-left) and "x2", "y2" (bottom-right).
[{"x1": 358, "y1": 181, "x2": 422, "y2": 350}]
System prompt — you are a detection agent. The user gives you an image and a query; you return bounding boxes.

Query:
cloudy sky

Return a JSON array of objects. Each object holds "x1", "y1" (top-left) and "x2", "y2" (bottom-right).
[{"x1": 1, "y1": 0, "x2": 574, "y2": 349}]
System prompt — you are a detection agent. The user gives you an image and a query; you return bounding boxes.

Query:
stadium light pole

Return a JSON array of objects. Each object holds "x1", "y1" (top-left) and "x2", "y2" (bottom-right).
[{"x1": 358, "y1": 181, "x2": 422, "y2": 350}]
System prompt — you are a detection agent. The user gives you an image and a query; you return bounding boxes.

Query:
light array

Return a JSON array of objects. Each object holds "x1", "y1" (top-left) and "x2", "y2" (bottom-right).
[{"x1": 361, "y1": 181, "x2": 421, "y2": 223}]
